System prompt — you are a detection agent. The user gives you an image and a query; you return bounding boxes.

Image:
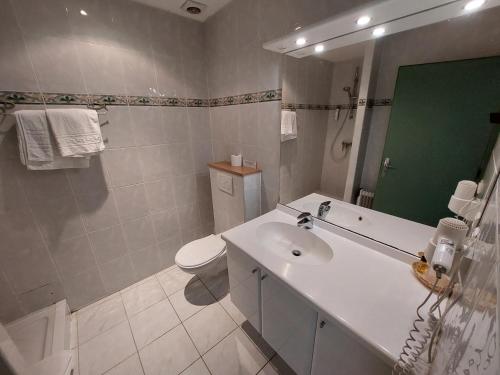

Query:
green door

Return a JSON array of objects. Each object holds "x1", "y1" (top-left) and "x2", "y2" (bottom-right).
[{"x1": 372, "y1": 56, "x2": 500, "y2": 226}]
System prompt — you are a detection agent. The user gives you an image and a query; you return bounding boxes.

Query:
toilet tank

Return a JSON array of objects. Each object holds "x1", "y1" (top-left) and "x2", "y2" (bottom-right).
[{"x1": 209, "y1": 162, "x2": 262, "y2": 233}]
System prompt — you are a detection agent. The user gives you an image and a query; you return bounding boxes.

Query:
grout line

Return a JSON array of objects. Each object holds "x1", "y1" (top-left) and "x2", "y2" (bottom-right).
[
  {"x1": 155, "y1": 271, "x2": 215, "y2": 375},
  {"x1": 117, "y1": 292, "x2": 147, "y2": 375}
]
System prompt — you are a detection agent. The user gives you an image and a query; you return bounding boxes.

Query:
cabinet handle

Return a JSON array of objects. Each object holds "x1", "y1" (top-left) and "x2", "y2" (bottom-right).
[
  {"x1": 320, "y1": 321, "x2": 326, "y2": 328},
  {"x1": 261, "y1": 274, "x2": 268, "y2": 280},
  {"x1": 251, "y1": 268, "x2": 259, "y2": 274}
]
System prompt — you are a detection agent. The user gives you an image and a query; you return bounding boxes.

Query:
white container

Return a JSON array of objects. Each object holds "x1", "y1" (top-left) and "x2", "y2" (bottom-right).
[{"x1": 231, "y1": 154, "x2": 242, "y2": 167}]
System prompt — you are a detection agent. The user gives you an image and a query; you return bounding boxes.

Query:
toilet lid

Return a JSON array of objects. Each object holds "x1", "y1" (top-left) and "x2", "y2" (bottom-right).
[{"x1": 175, "y1": 234, "x2": 226, "y2": 269}]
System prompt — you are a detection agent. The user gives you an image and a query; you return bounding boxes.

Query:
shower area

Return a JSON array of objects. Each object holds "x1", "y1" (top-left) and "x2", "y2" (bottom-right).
[{"x1": 280, "y1": 52, "x2": 363, "y2": 203}]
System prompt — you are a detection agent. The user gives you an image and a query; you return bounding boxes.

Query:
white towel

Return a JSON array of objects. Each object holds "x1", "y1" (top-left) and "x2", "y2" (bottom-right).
[
  {"x1": 15, "y1": 110, "x2": 90, "y2": 170},
  {"x1": 281, "y1": 110, "x2": 297, "y2": 142},
  {"x1": 15, "y1": 110, "x2": 54, "y2": 162},
  {"x1": 46, "y1": 108, "x2": 105, "y2": 157}
]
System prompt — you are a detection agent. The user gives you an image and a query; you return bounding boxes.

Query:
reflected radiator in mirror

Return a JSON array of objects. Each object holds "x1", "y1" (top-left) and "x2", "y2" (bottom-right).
[{"x1": 356, "y1": 189, "x2": 374, "y2": 208}]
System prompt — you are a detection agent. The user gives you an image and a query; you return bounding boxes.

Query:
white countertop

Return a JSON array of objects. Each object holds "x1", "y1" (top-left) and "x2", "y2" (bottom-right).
[
  {"x1": 222, "y1": 206, "x2": 434, "y2": 364},
  {"x1": 288, "y1": 193, "x2": 435, "y2": 255}
]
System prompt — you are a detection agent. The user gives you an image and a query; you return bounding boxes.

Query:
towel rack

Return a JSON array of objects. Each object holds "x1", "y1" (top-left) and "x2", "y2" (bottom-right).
[
  {"x1": 0, "y1": 100, "x2": 108, "y2": 126},
  {"x1": 87, "y1": 102, "x2": 108, "y2": 114},
  {"x1": 0, "y1": 100, "x2": 15, "y2": 116}
]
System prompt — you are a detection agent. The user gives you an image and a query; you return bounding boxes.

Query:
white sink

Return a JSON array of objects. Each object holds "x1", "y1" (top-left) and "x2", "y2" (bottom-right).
[
  {"x1": 302, "y1": 202, "x2": 370, "y2": 229},
  {"x1": 256, "y1": 222, "x2": 333, "y2": 265}
]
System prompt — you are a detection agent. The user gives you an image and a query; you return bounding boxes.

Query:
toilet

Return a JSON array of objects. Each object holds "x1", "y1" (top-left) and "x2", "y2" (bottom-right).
[
  {"x1": 175, "y1": 161, "x2": 262, "y2": 275},
  {"x1": 175, "y1": 234, "x2": 227, "y2": 275}
]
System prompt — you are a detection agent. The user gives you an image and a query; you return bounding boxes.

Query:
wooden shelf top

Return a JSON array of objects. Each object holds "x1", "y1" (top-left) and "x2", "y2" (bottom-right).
[{"x1": 208, "y1": 161, "x2": 261, "y2": 176}]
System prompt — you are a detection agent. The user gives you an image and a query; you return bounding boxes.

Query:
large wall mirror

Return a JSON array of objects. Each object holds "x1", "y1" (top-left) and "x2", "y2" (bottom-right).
[{"x1": 277, "y1": 3, "x2": 500, "y2": 253}]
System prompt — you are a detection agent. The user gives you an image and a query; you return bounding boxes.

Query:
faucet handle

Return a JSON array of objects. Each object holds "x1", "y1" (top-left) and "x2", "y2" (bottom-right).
[
  {"x1": 297, "y1": 212, "x2": 313, "y2": 220},
  {"x1": 320, "y1": 201, "x2": 331, "y2": 207},
  {"x1": 297, "y1": 212, "x2": 313, "y2": 229}
]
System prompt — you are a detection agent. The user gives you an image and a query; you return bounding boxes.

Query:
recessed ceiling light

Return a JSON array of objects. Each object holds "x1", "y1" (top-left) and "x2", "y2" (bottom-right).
[
  {"x1": 372, "y1": 27, "x2": 386, "y2": 37},
  {"x1": 314, "y1": 44, "x2": 325, "y2": 53},
  {"x1": 356, "y1": 16, "x2": 371, "y2": 26},
  {"x1": 464, "y1": 0, "x2": 485, "y2": 11},
  {"x1": 80, "y1": 9, "x2": 88, "y2": 16},
  {"x1": 296, "y1": 37, "x2": 306, "y2": 46}
]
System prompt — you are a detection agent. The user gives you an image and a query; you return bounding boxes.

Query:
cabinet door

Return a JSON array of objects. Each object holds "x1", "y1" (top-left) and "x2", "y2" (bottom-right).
[
  {"x1": 227, "y1": 243, "x2": 261, "y2": 333},
  {"x1": 311, "y1": 315, "x2": 391, "y2": 375},
  {"x1": 261, "y1": 272, "x2": 317, "y2": 375}
]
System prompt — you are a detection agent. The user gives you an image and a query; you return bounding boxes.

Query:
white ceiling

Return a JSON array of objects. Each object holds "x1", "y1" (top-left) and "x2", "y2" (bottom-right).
[{"x1": 132, "y1": 0, "x2": 232, "y2": 21}]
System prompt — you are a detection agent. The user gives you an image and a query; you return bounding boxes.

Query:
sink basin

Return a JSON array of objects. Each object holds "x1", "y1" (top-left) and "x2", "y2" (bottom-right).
[{"x1": 256, "y1": 222, "x2": 333, "y2": 265}]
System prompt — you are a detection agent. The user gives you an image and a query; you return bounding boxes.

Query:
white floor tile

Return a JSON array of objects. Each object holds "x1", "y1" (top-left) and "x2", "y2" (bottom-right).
[
  {"x1": 219, "y1": 294, "x2": 246, "y2": 325},
  {"x1": 77, "y1": 294, "x2": 127, "y2": 344},
  {"x1": 169, "y1": 279, "x2": 215, "y2": 321},
  {"x1": 122, "y1": 277, "x2": 166, "y2": 317},
  {"x1": 129, "y1": 300, "x2": 180, "y2": 349},
  {"x1": 79, "y1": 321, "x2": 136, "y2": 375},
  {"x1": 203, "y1": 328, "x2": 267, "y2": 375},
  {"x1": 257, "y1": 355, "x2": 296, "y2": 375},
  {"x1": 180, "y1": 358, "x2": 210, "y2": 375},
  {"x1": 139, "y1": 325, "x2": 199, "y2": 375},
  {"x1": 198, "y1": 269, "x2": 229, "y2": 300},
  {"x1": 184, "y1": 302, "x2": 237, "y2": 355},
  {"x1": 121, "y1": 276, "x2": 156, "y2": 294},
  {"x1": 157, "y1": 267, "x2": 197, "y2": 296},
  {"x1": 105, "y1": 354, "x2": 144, "y2": 375}
]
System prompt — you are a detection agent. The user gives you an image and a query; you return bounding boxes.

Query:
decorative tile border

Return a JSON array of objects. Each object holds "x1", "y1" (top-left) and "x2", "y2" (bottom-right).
[
  {"x1": 0, "y1": 89, "x2": 280, "y2": 109},
  {"x1": 208, "y1": 89, "x2": 282, "y2": 107},
  {"x1": 0, "y1": 90, "x2": 391, "y2": 110},
  {"x1": 358, "y1": 98, "x2": 393, "y2": 107},
  {"x1": 282, "y1": 98, "x2": 392, "y2": 111}
]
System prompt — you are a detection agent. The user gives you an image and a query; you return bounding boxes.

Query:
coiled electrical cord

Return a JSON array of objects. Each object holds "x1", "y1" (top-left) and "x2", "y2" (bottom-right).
[
  {"x1": 394, "y1": 252, "x2": 465, "y2": 375},
  {"x1": 393, "y1": 278, "x2": 439, "y2": 375}
]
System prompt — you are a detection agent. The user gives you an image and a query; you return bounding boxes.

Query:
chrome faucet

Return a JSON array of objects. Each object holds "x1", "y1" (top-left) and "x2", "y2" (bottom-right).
[
  {"x1": 317, "y1": 201, "x2": 331, "y2": 220},
  {"x1": 297, "y1": 212, "x2": 313, "y2": 230}
]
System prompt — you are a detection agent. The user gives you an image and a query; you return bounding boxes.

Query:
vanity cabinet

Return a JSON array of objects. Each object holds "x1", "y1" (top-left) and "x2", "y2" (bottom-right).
[
  {"x1": 261, "y1": 272, "x2": 318, "y2": 375},
  {"x1": 311, "y1": 315, "x2": 391, "y2": 375},
  {"x1": 227, "y1": 243, "x2": 262, "y2": 333},
  {"x1": 227, "y1": 243, "x2": 394, "y2": 375}
]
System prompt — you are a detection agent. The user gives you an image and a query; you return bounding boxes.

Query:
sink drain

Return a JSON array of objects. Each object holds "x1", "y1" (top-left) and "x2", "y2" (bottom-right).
[{"x1": 292, "y1": 249, "x2": 302, "y2": 257}]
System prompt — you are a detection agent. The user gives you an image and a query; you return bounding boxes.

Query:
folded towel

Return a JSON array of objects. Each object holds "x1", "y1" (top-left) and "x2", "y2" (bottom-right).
[
  {"x1": 21, "y1": 155, "x2": 90, "y2": 170},
  {"x1": 15, "y1": 110, "x2": 54, "y2": 162},
  {"x1": 46, "y1": 108, "x2": 105, "y2": 157},
  {"x1": 281, "y1": 110, "x2": 297, "y2": 142},
  {"x1": 15, "y1": 110, "x2": 90, "y2": 170}
]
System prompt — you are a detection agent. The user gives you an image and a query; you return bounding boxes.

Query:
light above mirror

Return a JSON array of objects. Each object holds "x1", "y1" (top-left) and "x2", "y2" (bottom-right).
[
  {"x1": 80, "y1": 9, "x2": 88, "y2": 16},
  {"x1": 372, "y1": 27, "x2": 386, "y2": 37},
  {"x1": 464, "y1": 0, "x2": 485, "y2": 11},
  {"x1": 263, "y1": 0, "x2": 500, "y2": 59},
  {"x1": 296, "y1": 37, "x2": 306, "y2": 46},
  {"x1": 314, "y1": 44, "x2": 325, "y2": 53},
  {"x1": 356, "y1": 16, "x2": 371, "y2": 26}
]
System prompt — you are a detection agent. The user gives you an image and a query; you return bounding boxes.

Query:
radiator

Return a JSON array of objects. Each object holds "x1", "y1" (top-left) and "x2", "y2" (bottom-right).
[{"x1": 356, "y1": 189, "x2": 374, "y2": 208}]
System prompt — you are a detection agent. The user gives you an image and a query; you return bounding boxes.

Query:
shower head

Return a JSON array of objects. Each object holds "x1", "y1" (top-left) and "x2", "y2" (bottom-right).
[{"x1": 343, "y1": 86, "x2": 353, "y2": 101}]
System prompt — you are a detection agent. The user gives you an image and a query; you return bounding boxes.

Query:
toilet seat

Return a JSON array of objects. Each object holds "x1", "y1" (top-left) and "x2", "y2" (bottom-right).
[{"x1": 175, "y1": 234, "x2": 226, "y2": 270}]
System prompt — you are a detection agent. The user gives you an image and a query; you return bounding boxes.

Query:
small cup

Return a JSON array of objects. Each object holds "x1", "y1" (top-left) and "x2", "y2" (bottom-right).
[{"x1": 231, "y1": 154, "x2": 242, "y2": 167}]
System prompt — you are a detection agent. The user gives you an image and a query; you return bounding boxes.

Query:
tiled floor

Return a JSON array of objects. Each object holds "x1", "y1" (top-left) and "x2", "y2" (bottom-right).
[{"x1": 71, "y1": 264, "x2": 295, "y2": 375}]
